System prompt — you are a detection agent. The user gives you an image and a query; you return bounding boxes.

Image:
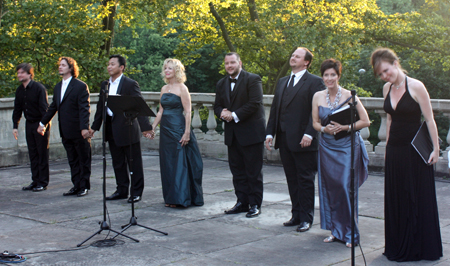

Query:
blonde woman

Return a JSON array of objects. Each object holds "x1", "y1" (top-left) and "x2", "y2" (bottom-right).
[{"x1": 152, "y1": 58, "x2": 204, "y2": 208}]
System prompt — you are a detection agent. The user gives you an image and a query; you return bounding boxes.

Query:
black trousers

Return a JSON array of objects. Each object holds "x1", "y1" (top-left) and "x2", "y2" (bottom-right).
[
  {"x1": 227, "y1": 136, "x2": 264, "y2": 207},
  {"x1": 62, "y1": 137, "x2": 91, "y2": 190},
  {"x1": 108, "y1": 139, "x2": 144, "y2": 197},
  {"x1": 278, "y1": 132, "x2": 317, "y2": 223},
  {"x1": 25, "y1": 121, "x2": 50, "y2": 187}
]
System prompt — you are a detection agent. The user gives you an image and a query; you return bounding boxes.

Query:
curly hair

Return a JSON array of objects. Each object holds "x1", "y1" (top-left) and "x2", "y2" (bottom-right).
[
  {"x1": 161, "y1": 58, "x2": 186, "y2": 84},
  {"x1": 58, "y1": 56, "x2": 79, "y2": 78}
]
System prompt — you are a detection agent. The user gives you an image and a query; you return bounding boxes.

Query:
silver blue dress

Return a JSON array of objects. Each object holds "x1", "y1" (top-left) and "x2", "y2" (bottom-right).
[
  {"x1": 318, "y1": 101, "x2": 369, "y2": 244},
  {"x1": 159, "y1": 93, "x2": 204, "y2": 207}
]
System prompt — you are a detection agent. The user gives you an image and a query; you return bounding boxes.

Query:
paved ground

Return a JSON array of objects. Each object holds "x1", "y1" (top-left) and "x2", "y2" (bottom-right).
[{"x1": 0, "y1": 150, "x2": 449, "y2": 266}]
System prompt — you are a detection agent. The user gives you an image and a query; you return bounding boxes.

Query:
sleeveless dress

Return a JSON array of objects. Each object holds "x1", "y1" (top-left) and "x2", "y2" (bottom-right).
[
  {"x1": 318, "y1": 97, "x2": 369, "y2": 244},
  {"x1": 159, "y1": 93, "x2": 204, "y2": 207},
  {"x1": 383, "y1": 78, "x2": 442, "y2": 261}
]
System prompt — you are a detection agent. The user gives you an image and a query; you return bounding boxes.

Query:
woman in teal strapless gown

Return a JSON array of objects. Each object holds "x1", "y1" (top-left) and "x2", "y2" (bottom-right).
[{"x1": 151, "y1": 58, "x2": 204, "y2": 208}]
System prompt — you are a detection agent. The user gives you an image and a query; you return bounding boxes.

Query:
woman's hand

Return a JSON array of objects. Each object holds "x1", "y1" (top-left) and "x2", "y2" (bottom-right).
[
  {"x1": 427, "y1": 149, "x2": 439, "y2": 165},
  {"x1": 326, "y1": 121, "x2": 344, "y2": 135},
  {"x1": 180, "y1": 132, "x2": 190, "y2": 146}
]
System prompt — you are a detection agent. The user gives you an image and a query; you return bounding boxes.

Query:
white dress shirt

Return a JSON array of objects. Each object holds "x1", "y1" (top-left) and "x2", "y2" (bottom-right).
[
  {"x1": 60, "y1": 76, "x2": 72, "y2": 101},
  {"x1": 107, "y1": 74, "x2": 123, "y2": 116}
]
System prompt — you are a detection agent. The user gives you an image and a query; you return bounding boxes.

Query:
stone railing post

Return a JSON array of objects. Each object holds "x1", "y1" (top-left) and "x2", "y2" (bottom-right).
[
  {"x1": 374, "y1": 110, "x2": 387, "y2": 155},
  {"x1": 149, "y1": 101, "x2": 160, "y2": 136},
  {"x1": 203, "y1": 103, "x2": 219, "y2": 141},
  {"x1": 192, "y1": 103, "x2": 203, "y2": 140},
  {"x1": 360, "y1": 127, "x2": 373, "y2": 152}
]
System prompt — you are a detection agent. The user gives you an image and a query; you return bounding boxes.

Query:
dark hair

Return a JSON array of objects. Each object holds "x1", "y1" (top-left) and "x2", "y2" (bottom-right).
[
  {"x1": 58, "y1": 57, "x2": 79, "y2": 78},
  {"x1": 320, "y1": 58, "x2": 342, "y2": 77},
  {"x1": 297, "y1": 47, "x2": 313, "y2": 68},
  {"x1": 109, "y1": 54, "x2": 126, "y2": 70},
  {"x1": 370, "y1": 47, "x2": 406, "y2": 76},
  {"x1": 16, "y1": 63, "x2": 34, "y2": 79},
  {"x1": 225, "y1": 52, "x2": 241, "y2": 62}
]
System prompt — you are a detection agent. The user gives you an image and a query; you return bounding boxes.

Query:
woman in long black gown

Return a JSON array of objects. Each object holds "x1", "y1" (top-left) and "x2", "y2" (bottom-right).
[
  {"x1": 371, "y1": 48, "x2": 442, "y2": 261},
  {"x1": 151, "y1": 58, "x2": 204, "y2": 208}
]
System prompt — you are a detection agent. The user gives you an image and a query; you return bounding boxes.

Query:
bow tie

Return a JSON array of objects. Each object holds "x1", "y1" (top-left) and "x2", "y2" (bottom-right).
[{"x1": 229, "y1": 78, "x2": 237, "y2": 83}]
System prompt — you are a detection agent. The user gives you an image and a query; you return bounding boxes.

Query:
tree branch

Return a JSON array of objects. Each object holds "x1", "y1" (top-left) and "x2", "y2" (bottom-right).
[
  {"x1": 246, "y1": 0, "x2": 264, "y2": 38},
  {"x1": 209, "y1": 2, "x2": 235, "y2": 52},
  {"x1": 270, "y1": 46, "x2": 297, "y2": 94},
  {"x1": 373, "y1": 36, "x2": 450, "y2": 56}
]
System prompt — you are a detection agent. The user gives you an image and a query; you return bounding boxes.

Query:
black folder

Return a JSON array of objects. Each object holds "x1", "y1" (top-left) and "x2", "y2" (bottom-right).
[
  {"x1": 411, "y1": 121, "x2": 433, "y2": 165},
  {"x1": 328, "y1": 104, "x2": 359, "y2": 140}
]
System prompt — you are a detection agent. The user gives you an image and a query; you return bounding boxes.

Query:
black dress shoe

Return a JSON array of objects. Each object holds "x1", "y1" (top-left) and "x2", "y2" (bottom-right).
[
  {"x1": 106, "y1": 191, "x2": 128, "y2": 200},
  {"x1": 77, "y1": 189, "x2": 88, "y2": 197},
  {"x1": 246, "y1": 205, "x2": 261, "y2": 218},
  {"x1": 22, "y1": 183, "x2": 36, "y2": 191},
  {"x1": 283, "y1": 217, "x2": 301, "y2": 226},
  {"x1": 224, "y1": 202, "x2": 249, "y2": 214},
  {"x1": 32, "y1": 186, "x2": 47, "y2": 192},
  {"x1": 128, "y1": 196, "x2": 141, "y2": 203},
  {"x1": 63, "y1": 187, "x2": 79, "y2": 196},
  {"x1": 296, "y1": 222, "x2": 311, "y2": 232}
]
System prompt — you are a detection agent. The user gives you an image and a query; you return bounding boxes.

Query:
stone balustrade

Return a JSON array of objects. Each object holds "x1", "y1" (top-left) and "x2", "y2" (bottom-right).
[{"x1": 1, "y1": 92, "x2": 449, "y2": 175}]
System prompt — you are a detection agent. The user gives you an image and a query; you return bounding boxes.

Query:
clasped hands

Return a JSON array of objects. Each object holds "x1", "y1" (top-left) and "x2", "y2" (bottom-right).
[
  {"x1": 324, "y1": 121, "x2": 345, "y2": 136},
  {"x1": 220, "y1": 108, "x2": 233, "y2": 122}
]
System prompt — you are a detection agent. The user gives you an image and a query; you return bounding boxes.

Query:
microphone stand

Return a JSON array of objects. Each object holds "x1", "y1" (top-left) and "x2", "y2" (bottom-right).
[
  {"x1": 349, "y1": 90, "x2": 357, "y2": 265},
  {"x1": 77, "y1": 82, "x2": 138, "y2": 247}
]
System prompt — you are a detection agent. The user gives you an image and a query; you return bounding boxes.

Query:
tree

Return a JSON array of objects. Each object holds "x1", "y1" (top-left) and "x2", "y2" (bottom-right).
[{"x1": 0, "y1": 0, "x2": 109, "y2": 96}]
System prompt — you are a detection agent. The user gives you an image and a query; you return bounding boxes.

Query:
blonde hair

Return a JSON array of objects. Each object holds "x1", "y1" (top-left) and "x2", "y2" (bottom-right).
[
  {"x1": 370, "y1": 47, "x2": 406, "y2": 76},
  {"x1": 161, "y1": 58, "x2": 187, "y2": 84}
]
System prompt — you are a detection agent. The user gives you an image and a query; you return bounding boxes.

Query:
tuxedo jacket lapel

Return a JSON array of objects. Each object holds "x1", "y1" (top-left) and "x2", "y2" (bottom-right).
[
  {"x1": 54, "y1": 82, "x2": 62, "y2": 108},
  {"x1": 61, "y1": 79, "x2": 76, "y2": 105},
  {"x1": 284, "y1": 72, "x2": 308, "y2": 107},
  {"x1": 224, "y1": 77, "x2": 231, "y2": 106},
  {"x1": 117, "y1": 76, "x2": 125, "y2": 95}
]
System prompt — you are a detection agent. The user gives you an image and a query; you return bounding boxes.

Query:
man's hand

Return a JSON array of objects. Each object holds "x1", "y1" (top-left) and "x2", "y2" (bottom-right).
[
  {"x1": 88, "y1": 129, "x2": 96, "y2": 138},
  {"x1": 81, "y1": 129, "x2": 91, "y2": 139},
  {"x1": 220, "y1": 108, "x2": 233, "y2": 122},
  {"x1": 37, "y1": 125, "x2": 46, "y2": 136},
  {"x1": 300, "y1": 135, "x2": 312, "y2": 148},
  {"x1": 13, "y1": 129, "x2": 18, "y2": 140},
  {"x1": 265, "y1": 137, "x2": 273, "y2": 151}
]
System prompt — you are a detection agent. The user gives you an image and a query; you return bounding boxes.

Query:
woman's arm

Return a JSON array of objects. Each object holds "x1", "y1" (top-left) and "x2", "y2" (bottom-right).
[
  {"x1": 151, "y1": 86, "x2": 165, "y2": 130},
  {"x1": 180, "y1": 84, "x2": 192, "y2": 146}
]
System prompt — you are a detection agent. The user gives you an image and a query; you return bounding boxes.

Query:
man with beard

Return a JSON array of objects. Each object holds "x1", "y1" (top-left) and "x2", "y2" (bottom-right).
[
  {"x1": 38, "y1": 57, "x2": 91, "y2": 197},
  {"x1": 13, "y1": 63, "x2": 50, "y2": 192},
  {"x1": 214, "y1": 52, "x2": 266, "y2": 218},
  {"x1": 265, "y1": 47, "x2": 325, "y2": 232}
]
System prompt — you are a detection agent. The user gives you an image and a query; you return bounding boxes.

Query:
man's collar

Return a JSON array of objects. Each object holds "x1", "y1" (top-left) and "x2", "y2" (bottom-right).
[{"x1": 110, "y1": 74, "x2": 123, "y2": 84}]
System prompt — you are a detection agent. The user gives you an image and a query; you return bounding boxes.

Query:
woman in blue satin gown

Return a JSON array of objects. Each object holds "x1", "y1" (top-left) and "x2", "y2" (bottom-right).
[
  {"x1": 312, "y1": 59, "x2": 370, "y2": 247},
  {"x1": 151, "y1": 58, "x2": 204, "y2": 208}
]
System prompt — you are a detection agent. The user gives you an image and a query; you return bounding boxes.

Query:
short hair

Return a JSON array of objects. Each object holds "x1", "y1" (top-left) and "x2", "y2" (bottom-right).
[
  {"x1": 370, "y1": 47, "x2": 406, "y2": 76},
  {"x1": 16, "y1": 63, "x2": 34, "y2": 79},
  {"x1": 225, "y1": 52, "x2": 241, "y2": 62},
  {"x1": 58, "y1": 56, "x2": 79, "y2": 78},
  {"x1": 320, "y1": 58, "x2": 342, "y2": 77},
  {"x1": 161, "y1": 58, "x2": 187, "y2": 84},
  {"x1": 297, "y1": 47, "x2": 313, "y2": 68},
  {"x1": 109, "y1": 54, "x2": 126, "y2": 70}
]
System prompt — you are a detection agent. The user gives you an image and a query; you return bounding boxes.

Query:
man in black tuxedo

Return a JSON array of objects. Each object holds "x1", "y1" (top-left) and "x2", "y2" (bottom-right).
[
  {"x1": 214, "y1": 52, "x2": 266, "y2": 218},
  {"x1": 90, "y1": 55, "x2": 153, "y2": 203},
  {"x1": 13, "y1": 63, "x2": 50, "y2": 192},
  {"x1": 38, "y1": 57, "x2": 91, "y2": 197},
  {"x1": 265, "y1": 47, "x2": 325, "y2": 232}
]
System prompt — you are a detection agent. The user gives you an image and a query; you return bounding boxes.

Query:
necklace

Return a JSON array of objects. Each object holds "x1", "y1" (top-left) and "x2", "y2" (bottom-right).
[
  {"x1": 326, "y1": 86, "x2": 342, "y2": 110},
  {"x1": 394, "y1": 76, "x2": 406, "y2": 90}
]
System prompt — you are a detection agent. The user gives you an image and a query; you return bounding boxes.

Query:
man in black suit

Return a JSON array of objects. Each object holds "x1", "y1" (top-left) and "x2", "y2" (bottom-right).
[
  {"x1": 90, "y1": 55, "x2": 153, "y2": 203},
  {"x1": 265, "y1": 47, "x2": 325, "y2": 232},
  {"x1": 214, "y1": 52, "x2": 266, "y2": 218},
  {"x1": 13, "y1": 63, "x2": 50, "y2": 192},
  {"x1": 38, "y1": 57, "x2": 91, "y2": 197}
]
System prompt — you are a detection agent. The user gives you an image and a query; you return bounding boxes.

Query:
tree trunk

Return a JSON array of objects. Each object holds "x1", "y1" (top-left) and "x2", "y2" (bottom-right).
[
  {"x1": 269, "y1": 46, "x2": 297, "y2": 94},
  {"x1": 100, "y1": 0, "x2": 116, "y2": 56},
  {"x1": 209, "y1": 2, "x2": 235, "y2": 52},
  {"x1": 246, "y1": 0, "x2": 264, "y2": 38}
]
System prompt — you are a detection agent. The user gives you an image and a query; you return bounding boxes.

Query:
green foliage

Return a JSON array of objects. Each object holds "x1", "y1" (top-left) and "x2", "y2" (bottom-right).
[{"x1": 0, "y1": 0, "x2": 110, "y2": 96}]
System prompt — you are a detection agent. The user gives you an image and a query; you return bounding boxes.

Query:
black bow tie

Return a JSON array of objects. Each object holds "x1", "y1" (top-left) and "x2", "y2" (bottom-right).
[{"x1": 229, "y1": 78, "x2": 237, "y2": 83}]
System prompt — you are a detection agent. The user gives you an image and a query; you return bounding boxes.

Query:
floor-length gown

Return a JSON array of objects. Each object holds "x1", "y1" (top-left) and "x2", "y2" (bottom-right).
[
  {"x1": 318, "y1": 100, "x2": 369, "y2": 244},
  {"x1": 383, "y1": 78, "x2": 442, "y2": 261},
  {"x1": 159, "y1": 93, "x2": 204, "y2": 207}
]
